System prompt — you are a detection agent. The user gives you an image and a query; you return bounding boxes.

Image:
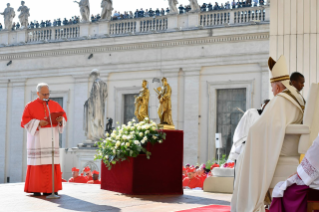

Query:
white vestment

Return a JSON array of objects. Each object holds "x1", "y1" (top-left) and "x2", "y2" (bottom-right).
[
  {"x1": 229, "y1": 108, "x2": 261, "y2": 161},
  {"x1": 25, "y1": 119, "x2": 66, "y2": 165},
  {"x1": 231, "y1": 91, "x2": 304, "y2": 212},
  {"x1": 272, "y1": 135, "x2": 319, "y2": 198}
]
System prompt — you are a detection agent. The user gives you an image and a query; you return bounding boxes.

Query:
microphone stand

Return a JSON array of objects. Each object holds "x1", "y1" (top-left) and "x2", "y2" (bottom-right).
[{"x1": 45, "y1": 100, "x2": 60, "y2": 199}]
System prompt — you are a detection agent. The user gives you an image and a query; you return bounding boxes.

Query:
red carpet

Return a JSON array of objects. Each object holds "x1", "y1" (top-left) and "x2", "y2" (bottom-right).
[{"x1": 177, "y1": 205, "x2": 231, "y2": 212}]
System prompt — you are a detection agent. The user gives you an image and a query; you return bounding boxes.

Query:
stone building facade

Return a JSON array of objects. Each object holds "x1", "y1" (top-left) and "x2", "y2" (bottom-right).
[{"x1": 0, "y1": 6, "x2": 271, "y2": 183}]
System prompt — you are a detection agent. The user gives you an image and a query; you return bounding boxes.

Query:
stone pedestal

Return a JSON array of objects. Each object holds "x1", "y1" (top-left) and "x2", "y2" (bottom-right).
[
  {"x1": 0, "y1": 31, "x2": 9, "y2": 45},
  {"x1": 98, "y1": 20, "x2": 110, "y2": 35},
  {"x1": 59, "y1": 144, "x2": 101, "y2": 181},
  {"x1": 167, "y1": 15, "x2": 178, "y2": 30}
]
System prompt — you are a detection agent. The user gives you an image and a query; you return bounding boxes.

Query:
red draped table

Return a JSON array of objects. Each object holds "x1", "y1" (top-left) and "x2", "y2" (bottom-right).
[{"x1": 101, "y1": 130, "x2": 184, "y2": 195}]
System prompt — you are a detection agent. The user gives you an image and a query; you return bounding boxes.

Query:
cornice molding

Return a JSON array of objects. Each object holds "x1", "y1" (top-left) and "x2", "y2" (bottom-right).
[{"x1": 0, "y1": 33, "x2": 269, "y2": 61}]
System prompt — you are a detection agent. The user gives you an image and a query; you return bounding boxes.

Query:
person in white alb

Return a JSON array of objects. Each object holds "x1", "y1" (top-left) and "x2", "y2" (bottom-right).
[{"x1": 231, "y1": 55, "x2": 305, "y2": 212}]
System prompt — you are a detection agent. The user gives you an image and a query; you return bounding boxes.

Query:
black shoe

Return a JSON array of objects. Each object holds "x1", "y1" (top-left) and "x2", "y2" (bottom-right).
[
  {"x1": 42, "y1": 193, "x2": 51, "y2": 196},
  {"x1": 55, "y1": 192, "x2": 58, "y2": 195},
  {"x1": 33, "y1": 192, "x2": 41, "y2": 196}
]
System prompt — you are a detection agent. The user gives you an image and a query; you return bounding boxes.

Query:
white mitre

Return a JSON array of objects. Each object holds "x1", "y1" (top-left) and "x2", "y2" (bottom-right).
[{"x1": 268, "y1": 55, "x2": 305, "y2": 107}]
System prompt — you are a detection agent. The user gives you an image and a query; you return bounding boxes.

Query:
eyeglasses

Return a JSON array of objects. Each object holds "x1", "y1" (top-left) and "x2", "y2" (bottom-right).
[{"x1": 41, "y1": 93, "x2": 50, "y2": 97}]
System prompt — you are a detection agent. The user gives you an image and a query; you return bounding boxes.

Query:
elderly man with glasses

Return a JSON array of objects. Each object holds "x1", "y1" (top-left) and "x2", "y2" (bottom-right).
[{"x1": 21, "y1": 83, "x2": 67, "y2": 196}]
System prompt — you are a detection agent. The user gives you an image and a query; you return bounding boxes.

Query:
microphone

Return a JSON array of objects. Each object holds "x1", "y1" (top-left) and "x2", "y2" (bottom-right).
[{"x1": 43, "y1": 98, "x2": 50, "y2": 105}]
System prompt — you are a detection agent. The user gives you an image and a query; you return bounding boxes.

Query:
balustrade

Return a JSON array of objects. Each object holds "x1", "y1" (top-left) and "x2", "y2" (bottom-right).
[
  {"x1": 200, "y1": 11, "x2": 230, "y2": 26},
  {"x1": 234, "y1": 7, "x2": 265, "y2": 23},
  {"x1": 27, "y1": 25, "x2": 79, "y2": 42},
  {"x1": 110, "y1": 20, "x2": 136, "y2": 35},
  {"x1": 140, "y1": 17, "x2": 168, "y2": 32},
  {"x1": 1, "y1": 5, "x2": 269, "y2": 46}
]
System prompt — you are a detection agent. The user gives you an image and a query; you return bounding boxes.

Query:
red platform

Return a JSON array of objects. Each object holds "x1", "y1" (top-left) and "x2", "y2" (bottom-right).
[{"x1": 101, "y1": 130, "x2": 184, "y2": 195}]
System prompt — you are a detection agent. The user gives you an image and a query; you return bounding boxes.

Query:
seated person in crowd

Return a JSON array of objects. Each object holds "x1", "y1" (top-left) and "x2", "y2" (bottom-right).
[
  {"x1": 160, "y1": 8, "x2": 165, "y2": 16},
  {"x1": 155, "y1": 8, "x2": 160, "y2": 16},
  {"x1": 87, "y1": 171, "x2": 101, "y2": 184},
  {"x1": 290, "y1": 72, "x2": 305, "y2": 93},
  {"x1": 68, "y1": 167, "x2": 88, "y2": 183},
  {"x1": 196, "y1": 167, "x2": 207, "y2": 187},
  {"x1": 183, "y1": 168, "x2": 202, "y2": 189},
  {"x1": 179, "y1": 5, "x2": 185, "y2": 14},
  {"x1": 207, "y1": 163, "x2": 220, "y2": 177},
  {"x1": 182, "y1": 167, "x2": 187, "y2": 180},
  {"x1": 201, "y1": 3, "x2": 207, "y2": 12},
  {"x1": 214, "y1": 2, "x2": 220, "y2": 10},
  {"x1": 83, "y1": 166, "x2": 93, "y2": 181},
  {"x1": 270, "y1": 135, "x2": 319, "y2": 212},
  {"x1": 185, "y1": 163, "x2": 190, "y2": 172}
]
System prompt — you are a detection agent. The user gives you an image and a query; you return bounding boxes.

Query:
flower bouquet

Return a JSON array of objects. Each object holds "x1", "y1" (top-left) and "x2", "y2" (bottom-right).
[{"x1": 94, "y1": 117, "x2": 166, "y2": 170}]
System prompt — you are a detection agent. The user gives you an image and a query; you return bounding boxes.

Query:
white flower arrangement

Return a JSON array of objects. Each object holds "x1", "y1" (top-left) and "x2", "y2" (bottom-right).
[{"x1": 95, "y1": 117, "x2": 166, "y2": 170}]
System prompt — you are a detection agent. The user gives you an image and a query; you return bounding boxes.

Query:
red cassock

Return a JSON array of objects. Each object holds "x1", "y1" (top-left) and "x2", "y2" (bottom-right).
[
  {"x1": 85, "y1": 176, "x2": 93, "y2": 181},
  {"x1": 68, "y1": 176, "x2": 88, "y2": 183},
  {"x1": 183, "y1": 177, "x2": 202, "y2": 189},
  {"x1": 198, "y1": 174, "x2": 207, "y2": 187},
  {"x1": 21, "y1": 98, "x2": 67, "y2": 193},
  {"x1": 87, "y1": 180, "x2": 101, "y2": 184}
]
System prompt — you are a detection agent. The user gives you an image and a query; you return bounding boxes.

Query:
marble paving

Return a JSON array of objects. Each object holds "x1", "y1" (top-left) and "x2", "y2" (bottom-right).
[{"x1": 0, "y1": 183, "x2": 232, "y2": 212}]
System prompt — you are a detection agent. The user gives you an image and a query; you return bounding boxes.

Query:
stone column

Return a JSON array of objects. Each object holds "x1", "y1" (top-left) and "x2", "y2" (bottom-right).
[
  {"x1": 183, "y1": 68, "x2": 200, "y2": 165},
  {"x1": 8, "y1": 80, "x2": 26, "y2": 183},
  {"x1": 72, "y1": 75, "x2": 89, "y2": 147},
  {"x1": 0, "y1": 81, "x2": 8, "y2": 183}
]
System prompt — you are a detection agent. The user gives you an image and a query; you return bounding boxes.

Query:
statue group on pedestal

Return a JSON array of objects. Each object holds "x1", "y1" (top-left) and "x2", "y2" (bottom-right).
[{"x1": 134, "y1": 78, "x2": 174, "y2": 129}]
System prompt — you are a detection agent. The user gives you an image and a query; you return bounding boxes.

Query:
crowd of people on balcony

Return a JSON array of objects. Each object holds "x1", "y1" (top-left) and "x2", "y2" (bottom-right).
[{"x1": 0, "y1": 0, "x2": 267, "y2": 31}]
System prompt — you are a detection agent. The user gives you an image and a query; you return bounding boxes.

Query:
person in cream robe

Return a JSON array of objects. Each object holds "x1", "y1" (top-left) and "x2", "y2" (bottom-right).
[{"x1": 231, "y1": 55, "x2": 305, "y2": 212}]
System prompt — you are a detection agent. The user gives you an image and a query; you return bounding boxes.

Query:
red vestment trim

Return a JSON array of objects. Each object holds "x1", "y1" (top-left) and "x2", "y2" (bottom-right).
[
  {"x1": 21, "y1": 98, "x2": 67, "y2": 129},
  {"x1": 24, "y1": 164, "x2": 62, "y2": 193}
]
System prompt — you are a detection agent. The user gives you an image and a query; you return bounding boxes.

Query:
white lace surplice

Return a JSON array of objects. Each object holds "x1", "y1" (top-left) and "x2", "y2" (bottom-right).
[
  {"x1": 24, "y1": 118, "x2": 65, "y2": 166},
  {"x1": 273, "y1": 135, "x2": 319, "y2": 198}
]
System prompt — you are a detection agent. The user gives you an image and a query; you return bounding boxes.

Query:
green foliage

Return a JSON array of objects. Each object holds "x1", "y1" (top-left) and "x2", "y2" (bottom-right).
[
  {"x1": 205, "y1": 154, "x2": 227, "y2": 170},
  {"x1": 94, "y1": 117, "x2": 166, "y2": 170}
]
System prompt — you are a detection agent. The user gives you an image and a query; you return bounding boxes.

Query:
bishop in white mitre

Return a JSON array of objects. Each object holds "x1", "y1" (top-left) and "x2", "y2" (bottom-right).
[
  {"x1": 21, "y1": 83, "x2": 67, "y2": 196},
  {"x1": 231, "y1": 55, "x2": 305, "y2": 212}
]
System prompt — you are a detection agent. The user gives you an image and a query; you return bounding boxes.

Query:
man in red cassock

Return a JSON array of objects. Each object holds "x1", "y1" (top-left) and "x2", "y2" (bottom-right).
[
  {"x1": 83, "y1": 166, "x2": 93, "y2": 181},
  {"x1": 21, "y1": 83, "x2": 67, "y2": 196},
  {"x1": 68, "y1": 167, "x2": 88, "y2": 183},
  {"x1": 183, "y1": 168, "x2": 202, "y2": 189},
  {"x1": 182, "y1": 167, "x2": 187, "y2": 180},
  {"x1": 196, "y1": 167, "x2": 207, "y2": 187},
  {"x1": 87, "y1": 170, "x2": 101, "y2": 184}
]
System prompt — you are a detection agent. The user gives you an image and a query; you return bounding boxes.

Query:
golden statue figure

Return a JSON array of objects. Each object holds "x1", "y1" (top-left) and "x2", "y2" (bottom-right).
[
  {"x1": 134, "y1": 80, "x2": 149, "y2": 122},
  {"x1": 154, "y1": 77, "x2": 175, "y2": 129}
]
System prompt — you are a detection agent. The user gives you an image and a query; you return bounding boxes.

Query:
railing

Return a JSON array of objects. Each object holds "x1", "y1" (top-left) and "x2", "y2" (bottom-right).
[
  {"x1": 0, "y1": 5, "x2": 269, "y2": 45},
  {"x1": 27, "y1": 25, "x2": 80, "y2": 42},
  {"x1": 234, "y1": 8, "x2": 265, "y2": 23},
  {"x1": 200, "y1": 6, "x2": 265, "y2": 26},
  {"x1": 110, "y1": 20, "x2": 136, "y2": 35},
  {"x1": 140, "y1": 17, "x2": 168, "y2": 32},
  {"x1": 200, "y1": 11, "x2": 230, "y2": 26}
]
